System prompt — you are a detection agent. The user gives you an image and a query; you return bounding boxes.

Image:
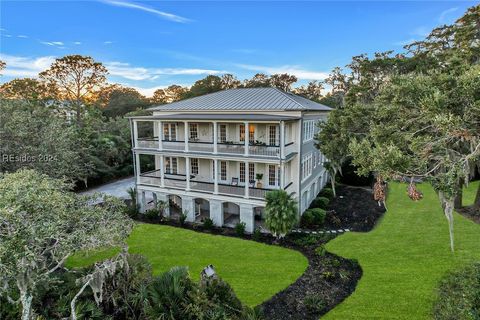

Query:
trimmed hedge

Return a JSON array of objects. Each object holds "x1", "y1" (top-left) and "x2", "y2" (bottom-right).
[
  {"x1": 311, "y1": 196, "x2": 330, "y2": 209},
  {"x1": 301, "y1": 208, "x2": 326, "y2": 228},
  {"x1": 319, "y1": 188, "x2": 334, "y2": 200}
]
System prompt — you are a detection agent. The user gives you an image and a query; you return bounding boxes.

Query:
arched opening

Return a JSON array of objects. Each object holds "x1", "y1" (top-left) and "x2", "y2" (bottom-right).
[
  {"x1": 168, "y1": 194, "x2": 182, "y2": 219},
  {"x1": 253, "y1": 206, "x2": 266, "y2": 232},
  {"x1": 194, "y1": 198, "x2": 210, "y2": 223},
  {"x1": 223, "y1": 202, "x2": 240, "y2": 228}
]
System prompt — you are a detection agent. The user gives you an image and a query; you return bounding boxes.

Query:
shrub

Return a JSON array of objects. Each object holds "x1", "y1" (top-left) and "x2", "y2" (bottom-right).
[
  {"x1": 319, "y1": 187, "x2": 334, "y2": 199},
  {"x1": 292, "y1": 233, "x2": 324, "y2": 247},
  {"x1": 433, "y1": 262, "x2": 480, "y2": 320},
  {"x1": 203, "y1": 218, "x2": 214, "y2": 230},
  {"x1": 304, "y1": 294, "x2": 326, "y2": 313},
  {"x1": 179, "y1": 211, "x2": 188, "y2": 225},
  {"x1": 252, "y1": 228, "x2": 262, "y2": 241},
  {"x1": 144, "y1": 208, "x2": 159, "y2": 221},
  {"x1": 311, "y1": 196, "x2": 330, "y2": 209},
  {"x1": 315, "y1": 245, "x2": 326, "y2": 256},
  {"x1": 265, "y1": 190, "x2": 298, "y2": 238},
  {"x1": 301, "y1": 208, "x2": 326, "y2": 228},
  {"x1": 234, "y1": 222, "x2": 246, "y2": 236}
]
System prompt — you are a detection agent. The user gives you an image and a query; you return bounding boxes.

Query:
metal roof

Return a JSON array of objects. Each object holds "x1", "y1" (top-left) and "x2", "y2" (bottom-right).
[
  {"x1": 149, "y1": 87, "x2": 332, "y2": 112},
  {"x1": 128, "y1": 114, "x2": 300, "y2": 121}
]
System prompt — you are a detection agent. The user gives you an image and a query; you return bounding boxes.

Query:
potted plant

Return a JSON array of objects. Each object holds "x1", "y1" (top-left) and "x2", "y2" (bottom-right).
[{"x1": 255, "y1": 173, "x2": 264, "y2": 188}]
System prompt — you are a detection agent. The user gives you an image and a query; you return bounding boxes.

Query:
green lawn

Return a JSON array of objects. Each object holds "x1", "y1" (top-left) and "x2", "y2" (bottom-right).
[
  {"x1": 323, "y1": 181, "x2": 480, "y2": 319},
  {"x1": 67, "y1": 224, "x2": 308, "y2": 307}
]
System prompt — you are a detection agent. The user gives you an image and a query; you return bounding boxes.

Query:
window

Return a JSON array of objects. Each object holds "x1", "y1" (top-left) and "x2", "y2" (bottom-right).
[
  {"x1": 239, "y1": 124, "x2": 245, "y2": 142},
  {"x1": 301, "y1": 153, "x2": 313, "y2": 181},
  {"x1": 268, "y1": 165, "x2": 279, "y2": 186},
  {"x1": 191, "y1": 158, "x2": 198, "y2": 175},
  {"x1": 219, "y1": 124, "x2": 227, "y2": 143},
  {"x1": 220, "y1": 161, "x2": 227, "y2": 181},
  {"x1": 249, "y1": 125, "x2": 255, "y2": 144},
  {"x1": 313, "y1": 152, "x2": 317, "y2": 168},
  {"x1": 163, "y1": 123, "x2": 177, "y2": 141},
  {"x1": 189, "y1": 123, "x2": 198, "y2": 140},
  {"x1": 239, "y1": 162, "x2": 246, "y2": 183},
  {"x1": 165, "y1": 157, "x2": 178, "y2": 174},
  {"x1": 303, "y1": 120, "x2": 315, "y2": 142},
  {"x1": 249, "y1": 163, "x2": 255, "y2": 182},
  {"x1": 268, "y1": 125, "x2": 278, "y2": 146}
]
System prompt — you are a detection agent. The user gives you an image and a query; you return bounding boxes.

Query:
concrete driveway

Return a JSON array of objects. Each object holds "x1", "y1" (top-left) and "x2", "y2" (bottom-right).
[{"x1": 79, "y1": 176, "x2": 135, "y2": 199}]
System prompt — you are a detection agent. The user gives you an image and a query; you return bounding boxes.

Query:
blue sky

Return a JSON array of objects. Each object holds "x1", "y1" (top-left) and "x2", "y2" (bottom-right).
[{"x1": 0, "y1": 1, "x2": 475, "y2": 96}]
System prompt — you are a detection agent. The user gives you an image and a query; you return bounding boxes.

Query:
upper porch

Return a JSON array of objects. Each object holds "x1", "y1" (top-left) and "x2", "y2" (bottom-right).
[{"x1": 130, "y1": 114, "x2": 299, "y2": 159}]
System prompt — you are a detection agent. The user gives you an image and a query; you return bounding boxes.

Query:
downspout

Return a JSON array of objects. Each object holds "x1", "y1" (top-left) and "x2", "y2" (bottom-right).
[{"x1": 297, "y1": 112, "x2": 304, "y2": 218}]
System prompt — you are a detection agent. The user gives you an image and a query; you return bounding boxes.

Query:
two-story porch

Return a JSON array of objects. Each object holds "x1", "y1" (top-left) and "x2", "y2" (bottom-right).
[{"x1": 132, "y1": 114, "x2": 299, "y2": 159}]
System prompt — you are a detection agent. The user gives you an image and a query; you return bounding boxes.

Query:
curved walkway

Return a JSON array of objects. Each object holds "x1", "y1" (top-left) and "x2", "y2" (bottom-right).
[{"x1": 323, "y1": 181, "x2": 480, "y2": 319}]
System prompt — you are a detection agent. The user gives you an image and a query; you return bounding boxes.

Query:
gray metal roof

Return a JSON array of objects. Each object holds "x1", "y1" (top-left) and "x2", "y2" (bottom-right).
[
  {"x1": 129, "y1": 114, "x2": 300, "y2": 121},
  {"x1": 149, "y1": 87, "x2": 332, "y2": 112}
]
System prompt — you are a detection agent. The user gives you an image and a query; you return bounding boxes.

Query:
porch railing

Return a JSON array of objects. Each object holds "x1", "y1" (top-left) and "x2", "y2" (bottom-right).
[
  {"x1": 217, "y1": 142, "x2": 245, "y2": 155},
  {"x1": 189, "y1": 140, "x2": 214, "y2": 153},
  {"x1": 162, "y1": 140, "x2": 185, "y2": 151},
  {"x1": 137, "y1": 137, "x2": 159, "y2": 149}
]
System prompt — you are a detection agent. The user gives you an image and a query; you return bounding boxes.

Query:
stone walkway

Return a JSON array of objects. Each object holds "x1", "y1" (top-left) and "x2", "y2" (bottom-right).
[{"x1": 291, "y1": 228, "x2": 351, "y2": 235}]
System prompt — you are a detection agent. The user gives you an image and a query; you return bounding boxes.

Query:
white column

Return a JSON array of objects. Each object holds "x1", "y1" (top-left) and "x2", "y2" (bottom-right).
[
  {"x1": 184, "y1": 121, "x2": 189, "y2": 152},
  {"x1": 280, "y1": 121, "x2": 285, "y2": 159},
  {"x1": 135, "y1": 153, "x2": 140, "y2": 184},
  {"x1": 244, "y1": 122, "x2": 249, "y2": 156},
  {"x1": 280, "y1": 162, "x2": 285, "y2": 189},
  {"x1": 158, "y1": 121, "x2": 163, "y2": 150},
  {"x1": 182, "y1": 196, "x2": 195, "y2": 222},
  {"x1": 213, "y1": 122, "x2": 218, "y2": 154},
  {"x1": 156, "y1": 192, "x2": 169, "y2": 217},
  {"x1": 133, "y1": 121, "x2": 138, "y2": 148},
  {"x1": 240, "y1": 203, "x2": 254, "y2": 233},
  {"x1": 244, "y1": 161, "x2": 249, "y2": 198},
  {"x1": 185, "y1": 157, "x2": 191, "y2": 191},
  {"x1": 214, "y1": 159, "x2": 219, "y2": 194},
  {"x1": 160, "y1": 155, "x2": 165, "y2": 187},
  {"x1": 210, "y1": 199, "x2": 224, "y2": 227},
  {"x1": 138, "y1": 189, "x2": 146, "y2": 213}
]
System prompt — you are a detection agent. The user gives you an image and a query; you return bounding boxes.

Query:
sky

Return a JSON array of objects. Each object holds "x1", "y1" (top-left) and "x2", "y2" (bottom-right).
[{"x1": 0, "y1": 1, "x2": 476, "y2": 96}]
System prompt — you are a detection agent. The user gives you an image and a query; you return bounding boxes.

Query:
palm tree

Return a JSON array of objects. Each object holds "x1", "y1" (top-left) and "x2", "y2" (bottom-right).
[{"x1": 264, "y1": 190, "x2": 298, "y2": 239}]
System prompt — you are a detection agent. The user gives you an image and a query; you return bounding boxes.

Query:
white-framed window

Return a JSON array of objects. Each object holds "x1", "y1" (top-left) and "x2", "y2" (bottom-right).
[
  {"x1": 220, "y1": 161, "x2": 227, "y2": 181},
  {"x1": 219, "y1": 124, "x2": 227, "y2": 143},
  {"x1": 239, "y1": 162, "x2": 246, "y2": 183},
  {"x1": 249, "y1": 163, "x2": 255, "y2": 183},
  {"x1": 163, "y1": 123, "x2": 177, "y2": 141},
  {"x1": 301, "y1": 153, "x2": 313, "y2": 181},
  {"x1": 268, "y1": 164, "x2": 279, "y2": 186},
  {"x1": 191, "y1": 158, "x2": 198, "y2": 175},
  {"x1": 248, "y1": 125, "x2": 255, "y2": 144},
  {"x1": 165, "y1": 157, "x2": 178, "y2": 174},
  {"x1": 239, "y1": 124, "x2": 245, "y2": 142},
  {"x1": 268, "y1": 125, "x2": 278, "y2": 146},
  {"x1": 189, "y1": 123, "x2": 198, "y2": 140},
  {"x1": 303, "y1": 120, "x2": 315, "y2": 142}
]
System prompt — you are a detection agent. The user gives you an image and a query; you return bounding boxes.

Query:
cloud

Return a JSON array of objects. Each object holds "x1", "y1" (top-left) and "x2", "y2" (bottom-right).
[
  {"x1": 104, "y1": 41, "x2": 114, "y2": 44},
  {"x1": 17, "y1": 35, "x2": 28, "y2": 38},
  {"x1": 236, "y1": 64, "x2": 329, "y2": 80},
  {"x1": 106, "y1": 61, "x2": 227, "y2": 81},
  {"x1": 101, "y1": 0, "x2": 191, "y2": 23},
  {"x1": 393, "y1": 38, "x2": 418, "y2": 47},
  {"x1": 40, "y1": 41, "x2": 65, "y2": 47},
  {"x1": 231, "y1": 49, "x2": 257, "y2": 54},
  {"x1": 439, "y1": 7, "x2": 458, "y2": 23},
  {"x1": 74, "y1": 41, "x2": 82, "y2": 45},
  {"x1": 3, "y1": 34, "x2": 12, "y2": 38},
  {"x1": 0, "y1": 54, "x2": 55, "y2": 77},
  {"x1": 411, "y1": 26, "x2": 429, "y2": 38}
]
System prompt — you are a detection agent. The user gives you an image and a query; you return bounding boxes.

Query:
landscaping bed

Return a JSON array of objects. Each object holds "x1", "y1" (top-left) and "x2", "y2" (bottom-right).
[
  {"x1": 457, "y1": 205, "x2": 480, "y2": 224},
  {"x1": 324, "y1": 184, "x2": 386, "y2": 231}
]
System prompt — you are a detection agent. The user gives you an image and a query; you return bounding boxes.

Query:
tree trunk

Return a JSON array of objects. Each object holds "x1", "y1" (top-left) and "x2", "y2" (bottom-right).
[
  {"x1": 20, "y1": 291, "x2": 33, "y2": 320},
  {"x1": 71, "y1": 278, "x2": 91, "y2": 320},
  {"x1": 330, "y1": 173, "x2": 337, "y2": 198},
  {"x1": 439, "y1": 192, "x2": 455, "y2": 252},
  {"x1": 474, "y1": 183, "x2": 480, "y2": 208},
  {"x1": 454, "y1": 178, "x2": 463, "y2": 209}
]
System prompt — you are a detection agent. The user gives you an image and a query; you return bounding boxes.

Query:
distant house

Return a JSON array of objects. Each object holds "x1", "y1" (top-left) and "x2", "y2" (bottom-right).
[{"x1": 128, "y1": 87, "x2": 331, "y2": 233}]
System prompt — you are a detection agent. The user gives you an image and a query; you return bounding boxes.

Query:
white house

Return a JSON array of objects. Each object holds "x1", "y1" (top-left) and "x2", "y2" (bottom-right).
[{"x1": 129, "y1": 87, "x2": 331, "y2": 233}]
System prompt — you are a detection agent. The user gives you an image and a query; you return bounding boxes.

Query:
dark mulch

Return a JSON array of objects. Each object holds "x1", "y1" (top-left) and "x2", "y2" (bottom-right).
[
  {"x1": 259, "y1": 234, "x2": 362, "y2": 320},
  {"x1": 457, "y1": 205, "x2": 480, "y2": 224},
  {"x1": 324, "y1": 184, "x2": 386, "y2": 232}
]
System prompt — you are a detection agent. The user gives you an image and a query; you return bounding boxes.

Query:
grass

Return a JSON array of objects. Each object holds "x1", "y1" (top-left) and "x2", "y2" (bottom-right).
[
  {"x1": 323, "y1": 181, "x2": 480, "y2": 319},
  {"x1": 67, "y1": 224, "x2": 308, "y2": 307}
]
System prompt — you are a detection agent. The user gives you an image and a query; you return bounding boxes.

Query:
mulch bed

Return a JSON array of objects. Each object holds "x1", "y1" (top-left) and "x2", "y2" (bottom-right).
[
  {"x1": 324, "y1": 184, "x2": 386, "y2": 232},
  {"x1": 457, "y1": 205, "x2": 480, "y2": 224},
  {"x1": 132, "y1": 184, "x2": 388, "y2": 319}
]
